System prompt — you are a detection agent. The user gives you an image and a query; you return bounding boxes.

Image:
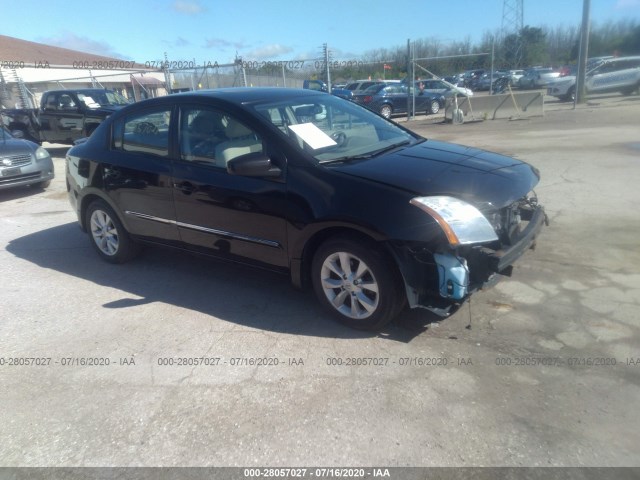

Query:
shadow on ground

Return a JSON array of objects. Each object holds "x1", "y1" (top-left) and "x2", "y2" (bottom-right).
[{"x1": 7, "y1": 222, "x2": 442, "y2": 342}]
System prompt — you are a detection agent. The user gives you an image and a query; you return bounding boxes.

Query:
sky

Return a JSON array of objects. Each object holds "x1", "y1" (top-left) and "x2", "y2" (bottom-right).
[{"x1": 1, "y1": 0, "x2": 639, "y2": 64}]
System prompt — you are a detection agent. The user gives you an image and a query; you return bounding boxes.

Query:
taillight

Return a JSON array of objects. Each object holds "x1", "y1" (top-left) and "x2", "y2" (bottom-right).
[{"x1": 363, "y1": 95, "x2": 372, "y2": 103}]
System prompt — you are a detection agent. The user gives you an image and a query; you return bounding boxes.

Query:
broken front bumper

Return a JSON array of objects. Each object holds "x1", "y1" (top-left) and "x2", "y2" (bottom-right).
[
  {"x1": 391, "y1": 205, "x2": 548, "y2": 315},
  {"x1": 477, "y1": 204, "x2": 548, "y2": 275}
]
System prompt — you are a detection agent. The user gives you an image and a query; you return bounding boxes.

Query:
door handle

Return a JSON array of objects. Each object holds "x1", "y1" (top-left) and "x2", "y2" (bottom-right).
[{"x1": 173, "y1": 181, "x2": 196, "y2": 194}]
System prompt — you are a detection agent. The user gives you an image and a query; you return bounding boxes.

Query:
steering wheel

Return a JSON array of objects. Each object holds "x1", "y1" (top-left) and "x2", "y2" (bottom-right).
[
  {"x1": 330, "y1": 131, "x2": 347, "y2": 147},
  {"x1": 192, "y1": 139, "x2": 216, "y2": 157}
]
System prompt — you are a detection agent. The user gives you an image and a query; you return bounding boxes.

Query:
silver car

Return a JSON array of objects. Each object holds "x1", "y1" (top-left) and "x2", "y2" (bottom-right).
[
  {"x1": 417, "y1": 79, "x2": 473, "y2": 97},
  {"x1": 0, "y1": 127, "x2": 54, "y2": 190},
  {"x1": 518, "y1": 68, "x2": 560, "y2": 89}
]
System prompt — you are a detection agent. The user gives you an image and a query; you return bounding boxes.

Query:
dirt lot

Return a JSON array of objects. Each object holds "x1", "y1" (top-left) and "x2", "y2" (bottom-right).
[{"x1": 1, "y1": 94, "x2": 639, "y2": 468}]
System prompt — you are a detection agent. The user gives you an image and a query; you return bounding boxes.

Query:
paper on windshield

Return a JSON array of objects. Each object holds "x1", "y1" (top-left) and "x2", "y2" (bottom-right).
[
  {"x1": 82, "y1": 96, "x2": 101, "y2": 109},
  {"x1": 288, "y1": 123, "x2": 336, "y2": 150}
]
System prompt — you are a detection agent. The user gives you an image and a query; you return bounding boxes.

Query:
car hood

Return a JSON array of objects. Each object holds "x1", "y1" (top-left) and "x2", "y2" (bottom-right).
[
  {"x1": 332, "y1": 139, "x2": 540, "y2": 209},
  {"x1": 0, "y1": 137, "x2": 38, "y2": 155}
]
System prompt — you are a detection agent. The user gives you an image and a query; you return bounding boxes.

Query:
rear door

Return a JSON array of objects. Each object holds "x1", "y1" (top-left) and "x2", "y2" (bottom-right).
[
  {"x1": 388, "y1": 85, "x2": 408, "y2": 114},
  {"x1": 103, "y1": 105, "x2": 179, "y2": 243},
  {"x1": 39, "y1": 92, "x2": 84, "y2": 143}
]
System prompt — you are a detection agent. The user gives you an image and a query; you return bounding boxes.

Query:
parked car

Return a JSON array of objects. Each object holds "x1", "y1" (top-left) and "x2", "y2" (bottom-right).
[
  {"x1": 302, "y1": 80, "x2": 353, "y2": 100},
  {"x1": 66, "y1": 88, "x2": 546, "y2": 330},
  {"x1": 472, "y1": 71, "x2": 497, "y2": 91},
  {"x1": 352, "y1": 83, "x2": 445, "y2": 118},
  {"x1": 0, "y1": 125, "x2": 54, "y2": 190},
  {"x1": 344, "y1": 80, "x2": 386, "y2": 95},
  {"x1": 460, "y1": 69, "x2": 486, "y2": 90},
  {"x1": 416, "y1": 79, "x2": 473, "y2": 98},
  {"x1": 506, "y1": 69, "x2": 525, "y2": 84},
  {"x1": 547, "y1": 56, "x2": 640, "y2": 102},
  {"x1": 518, "y1": 68, "x2": 560, "y2": 89},
  {"x1": 443, "y1": 75, "x2": 465, "y2": 87}
]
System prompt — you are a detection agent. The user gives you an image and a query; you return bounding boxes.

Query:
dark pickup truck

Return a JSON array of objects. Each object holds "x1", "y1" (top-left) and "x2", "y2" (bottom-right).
[{"x1": 1, "y1": 88, "x2": 130, "y2": 144}]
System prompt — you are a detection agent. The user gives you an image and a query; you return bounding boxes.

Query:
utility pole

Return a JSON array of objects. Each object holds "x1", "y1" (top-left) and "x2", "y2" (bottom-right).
[
  {"x1": 406, "y1": 39, "x2": 411, "y2": 121},
  {"x1": 323, "y1": 43, "x2": 331, "y2": 92},
  {"x1": 576, "y1": 0, "x2": 591, "y2": 104},
  {"x1": 502, "y1": 0, "x2": 524, "y2": 67}
]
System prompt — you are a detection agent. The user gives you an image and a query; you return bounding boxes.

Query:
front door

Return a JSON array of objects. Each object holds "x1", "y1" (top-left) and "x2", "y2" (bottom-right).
[{"x1": 171, "y1": 105, "x2": 289, "y2": 268}]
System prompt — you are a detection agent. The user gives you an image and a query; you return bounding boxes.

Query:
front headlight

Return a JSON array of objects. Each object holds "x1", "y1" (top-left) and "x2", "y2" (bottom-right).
[
  {"x1": 35, "y1": 146, "x2": 50, "y2": 161},
  {"x1": 410, "y1": 196, "x2": 498, "y2": 247}
]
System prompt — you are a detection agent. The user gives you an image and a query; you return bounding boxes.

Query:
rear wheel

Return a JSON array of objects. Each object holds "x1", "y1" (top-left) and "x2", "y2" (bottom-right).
[
  {"x1": 311, "y1": 235, "x2": 405, "y2": 330},
  {"x1": 379, "y1": 104, "x2": 392, "y2": 119},
  {"x1": 429, "y1": 100, "x2": 440, "y2": 115},
  {"x1": 86, "y1": 200, "x2": 140, "y2": 263}
]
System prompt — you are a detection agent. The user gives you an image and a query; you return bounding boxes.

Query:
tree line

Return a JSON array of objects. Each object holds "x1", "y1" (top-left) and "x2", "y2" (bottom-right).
[{"x1": 331, "y1": 19, "x2": 640, "y2": 81}]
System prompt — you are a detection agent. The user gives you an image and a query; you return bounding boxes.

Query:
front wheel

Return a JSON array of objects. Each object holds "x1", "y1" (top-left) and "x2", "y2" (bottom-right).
[
  {"x1": 311, "y1": 236, "x2": 405, "y2": 330},
  {"x1": 86, "y1": 200, "x2": 140, "y2": 263},
  {"x1": 428, "y1": 100, "x2": 440, "y2": 115}
]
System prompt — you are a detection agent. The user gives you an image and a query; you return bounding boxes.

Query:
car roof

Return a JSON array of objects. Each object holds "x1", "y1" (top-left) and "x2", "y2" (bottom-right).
[
  {"x1": 43, "y1": 88, "x2": 113, "y2": 94},
  {"x1": 149, "y1": 87, "x2": 325, "y2": 106},
  {"x1": 602, "y1": 55, "x2": 640, "y2": 63}
]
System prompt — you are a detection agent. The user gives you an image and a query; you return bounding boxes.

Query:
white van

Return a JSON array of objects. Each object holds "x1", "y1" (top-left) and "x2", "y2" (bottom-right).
[{"x1": 547, "y1": 56, "x2": 640, "y2": 101}]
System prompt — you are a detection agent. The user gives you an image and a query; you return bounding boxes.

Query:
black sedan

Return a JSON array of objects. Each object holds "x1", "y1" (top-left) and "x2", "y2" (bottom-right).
[
  {"x1": 66, "y1": 88, "x2": 546, "y2": 330},
  {"x1": 352, "y1": 83, "x2": 445, "y2": 118}
]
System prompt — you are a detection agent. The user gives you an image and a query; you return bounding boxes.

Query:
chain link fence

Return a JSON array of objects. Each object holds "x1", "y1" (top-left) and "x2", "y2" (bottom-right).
[{"x1": 165, "y1": 58, "x2": 408, "y2": 92}]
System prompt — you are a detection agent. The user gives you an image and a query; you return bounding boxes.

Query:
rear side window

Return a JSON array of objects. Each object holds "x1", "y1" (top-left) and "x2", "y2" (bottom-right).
[{"x1": 113, "y1": 108, "x2": 171, "y2": 157}]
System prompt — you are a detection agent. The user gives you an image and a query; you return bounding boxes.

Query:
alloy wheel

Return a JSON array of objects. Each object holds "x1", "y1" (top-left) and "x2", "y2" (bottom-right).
[
  {"x1": 90, "y1": 209, "x2": 119, "y2": 256},
  {"x1": 320, "y1": 251, "x2": 379, "y2": 320}
]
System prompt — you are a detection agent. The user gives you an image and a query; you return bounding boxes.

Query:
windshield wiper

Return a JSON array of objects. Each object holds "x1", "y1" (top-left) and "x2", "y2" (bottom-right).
[{"x1": 320, "y1": 140, "x2": 412, "y2": 165}]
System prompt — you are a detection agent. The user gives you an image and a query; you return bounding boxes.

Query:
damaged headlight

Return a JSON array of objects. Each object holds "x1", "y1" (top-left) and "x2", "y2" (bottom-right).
[{"x1": 410, "y1": 196, "x2": 499, "y2": 247}]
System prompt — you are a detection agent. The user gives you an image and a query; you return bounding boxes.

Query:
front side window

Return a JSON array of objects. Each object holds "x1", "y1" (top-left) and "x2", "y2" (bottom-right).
[
  {"x1": 252, "y1": 94, "x2": 419, "y2": 164},
  {"x1": 117, "y1": 108, "x2": 171, "y2": 157},
  {"x1": 179, "y1": 107, "x2": 262, "y2": 167}
]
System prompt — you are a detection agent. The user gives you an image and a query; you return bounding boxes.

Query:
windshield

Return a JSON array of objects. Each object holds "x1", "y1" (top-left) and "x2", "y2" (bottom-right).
[
  {"x1": 77, "y1": 90, "x2": 130, "y2": 107},
  {"x1": 252, "y1": 94, "x2": 419, "y2": 164}
]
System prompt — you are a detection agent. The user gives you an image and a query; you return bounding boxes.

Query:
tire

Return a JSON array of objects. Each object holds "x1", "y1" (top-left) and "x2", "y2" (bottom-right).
[
  {"x1": 86, "y1": 199, "x2": 140, "y2": 264},
  {"x1": 379, "y1": 104, "x2": 392, "y2": 119},
  {"x1": 566, "y1": 86, "x2": 576, "y2": 102},
  {"x1": 311, "y1": 235, "x2": 405, "y2": 330},
  {"x1": 34, "y1": 180, "x2": 51, "y2": 189},
  {"x1": 429, "y1": 100, "x2": 440, "y2": 115}
]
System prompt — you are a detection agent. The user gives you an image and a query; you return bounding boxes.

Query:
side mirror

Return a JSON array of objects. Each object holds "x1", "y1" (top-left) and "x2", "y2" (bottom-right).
[{"x1": 227, "y1": 152, "x2": 282, "y2": 178}]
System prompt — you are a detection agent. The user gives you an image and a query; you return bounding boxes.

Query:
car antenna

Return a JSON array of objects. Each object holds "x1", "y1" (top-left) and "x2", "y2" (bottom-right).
[{"x1": 465, "y1": 296, "x2": 472, "y2": 330}]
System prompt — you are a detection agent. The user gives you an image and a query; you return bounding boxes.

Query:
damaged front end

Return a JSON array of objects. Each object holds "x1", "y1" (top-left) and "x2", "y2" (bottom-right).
[{"x1": 390, "y1": 192, "x2": 548, "y2": 316}]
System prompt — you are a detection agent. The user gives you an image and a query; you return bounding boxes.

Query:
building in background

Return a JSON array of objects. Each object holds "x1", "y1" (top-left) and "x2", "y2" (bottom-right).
[{"x1": 0, "y1": 35, "x2": 166, "y2": 109}]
